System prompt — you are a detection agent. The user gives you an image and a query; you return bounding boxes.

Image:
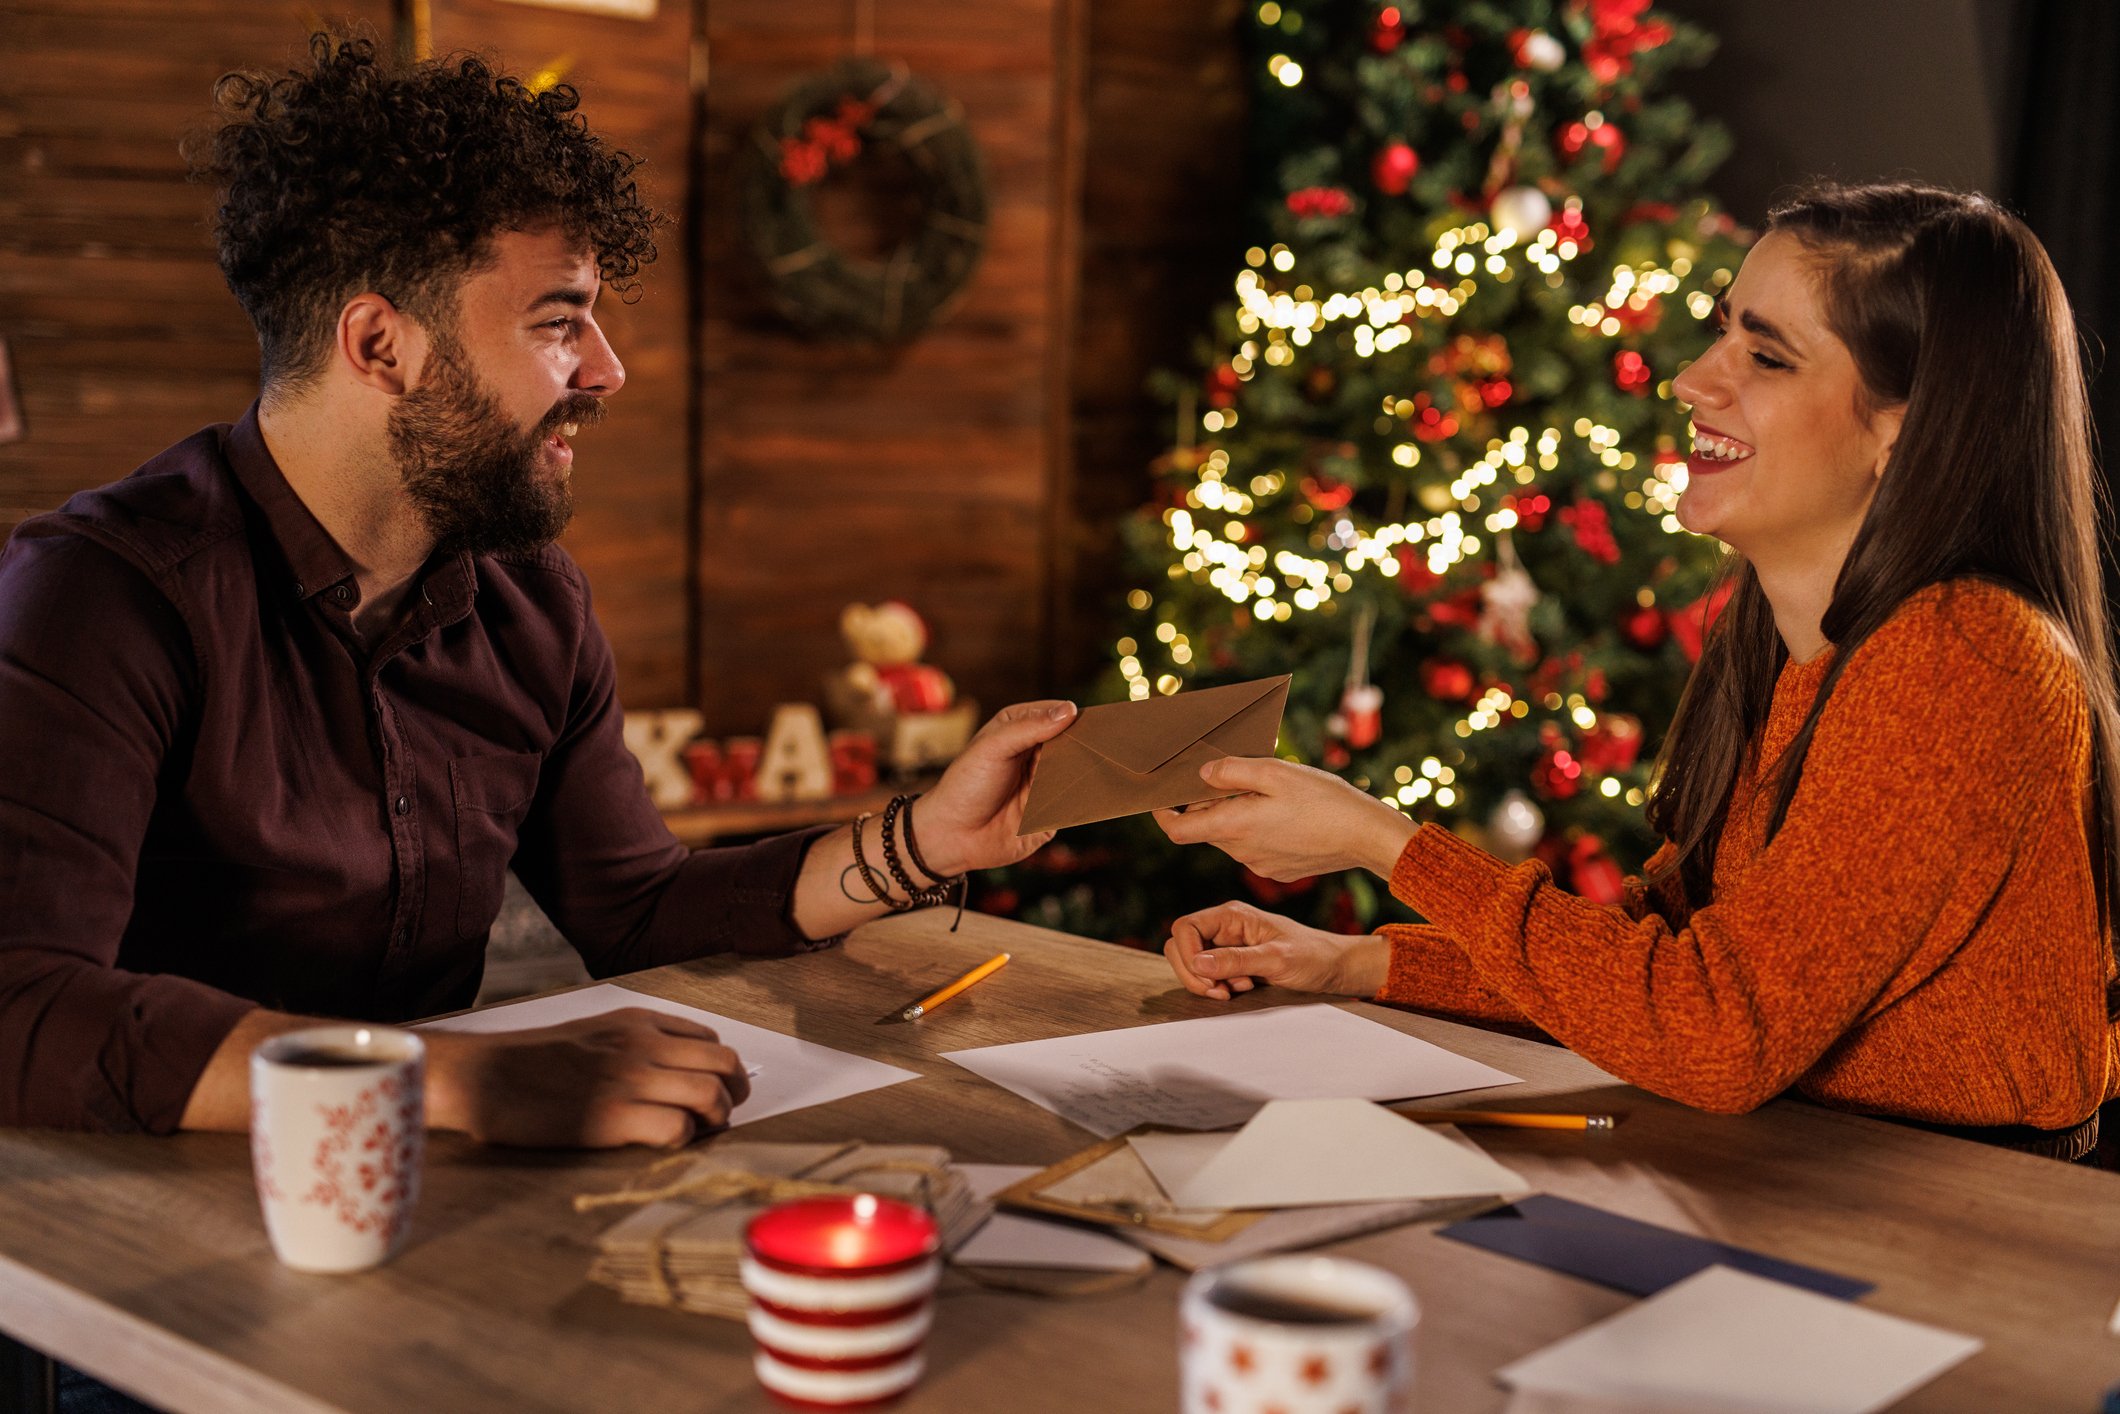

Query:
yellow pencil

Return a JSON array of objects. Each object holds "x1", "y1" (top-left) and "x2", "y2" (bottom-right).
[
  {"x1": 1399, "y1": 1109, "x2": 1616, "y2": 1132},
  {"x1": 878, "y1": 952, "x2": 1011, "y2": 1023}
]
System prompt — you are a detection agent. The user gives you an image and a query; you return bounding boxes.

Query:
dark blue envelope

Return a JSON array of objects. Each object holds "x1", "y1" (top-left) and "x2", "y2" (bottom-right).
[{"x1": 1437, "y1": 1193, "x2": 1873, "y2": 1300}]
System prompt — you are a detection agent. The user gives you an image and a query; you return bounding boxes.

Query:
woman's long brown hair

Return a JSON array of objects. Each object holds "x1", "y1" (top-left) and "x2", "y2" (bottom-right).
[{"x1": 1645, "y1": 182, "x2": 2120, "y2": 971}]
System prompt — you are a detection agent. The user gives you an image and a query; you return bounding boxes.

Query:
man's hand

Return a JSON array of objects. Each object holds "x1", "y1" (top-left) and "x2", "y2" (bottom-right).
[
  {"x1": 1164, "y1": 900, "x2": 1389, "y2": 1001},
  {"x1": 1153, "y1": 756, "x2": 1417, "y2": 881},
  {"x1": 424, "y1": 1008, "x2": 751, "y2": 1148},
  {"x1": 907, "y1": 700, "x2": 1078, "y2": 877}
]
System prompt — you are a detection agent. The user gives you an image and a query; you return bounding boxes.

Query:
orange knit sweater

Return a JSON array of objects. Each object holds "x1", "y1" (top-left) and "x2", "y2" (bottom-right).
[{"x1": 1378, "y1": 579, "x2": 2119, "y2": 1128}]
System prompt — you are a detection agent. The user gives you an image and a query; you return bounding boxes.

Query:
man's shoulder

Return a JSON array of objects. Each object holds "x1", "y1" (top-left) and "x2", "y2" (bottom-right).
[
  {"x1": 8, "y1": 425, "x2": 248, "y2": 585},
  {"x1": 478, "y1": 542, "x2": 593, "y2": 623}
]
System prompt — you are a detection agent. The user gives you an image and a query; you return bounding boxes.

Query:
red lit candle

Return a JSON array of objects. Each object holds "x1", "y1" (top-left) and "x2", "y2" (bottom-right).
[
  {"x1": 747, "y1": 1195, "x2": 938, "y2": 1275},
  {"x1": 743, "y1": 1196, "x2": 944, "y2": 1406}
]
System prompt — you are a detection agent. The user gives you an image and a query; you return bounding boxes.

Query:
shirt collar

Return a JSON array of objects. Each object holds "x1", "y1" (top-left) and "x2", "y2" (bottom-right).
[
  {"x1": 222, "y1": 401, "x2": 479, "y2": 629},
  {"x1": 222, "y1": 401, "x2": 360, "y2": 605}
]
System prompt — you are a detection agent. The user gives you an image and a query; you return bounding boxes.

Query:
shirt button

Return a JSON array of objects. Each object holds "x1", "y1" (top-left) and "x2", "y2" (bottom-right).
[
  {"x1": 393, "y1": 794, "x2": 411, "y2": 816},
  {"x1": 330, "y1": 584, "x2": 353, "y2": 605}
]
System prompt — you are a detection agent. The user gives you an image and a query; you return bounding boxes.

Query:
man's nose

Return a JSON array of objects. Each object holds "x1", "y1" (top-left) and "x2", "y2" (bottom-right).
[{"x1": 574, "y1": 320, "x2": 625, "y2": 397}]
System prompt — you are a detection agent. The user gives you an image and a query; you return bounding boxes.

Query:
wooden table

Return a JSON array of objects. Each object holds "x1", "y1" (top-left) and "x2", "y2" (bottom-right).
[{"x1": 3, "y1": 911, "x2": 2118, "y2": 1412}]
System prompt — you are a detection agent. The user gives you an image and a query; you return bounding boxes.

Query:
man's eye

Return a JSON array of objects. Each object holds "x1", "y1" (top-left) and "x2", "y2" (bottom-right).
[{"x1": 543, "y1": 318, "x2": 575, "y2": 332}]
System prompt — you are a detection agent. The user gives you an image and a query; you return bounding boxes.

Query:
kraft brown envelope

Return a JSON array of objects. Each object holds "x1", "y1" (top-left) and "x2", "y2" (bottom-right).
[{"x1": 1016, "y1": 675, "x2": 1291, "y2": 834}]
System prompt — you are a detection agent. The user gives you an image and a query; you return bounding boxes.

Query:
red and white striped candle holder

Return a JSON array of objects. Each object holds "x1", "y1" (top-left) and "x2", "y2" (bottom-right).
[{"x1": 741, "y1": 1194, "x2": 942, "y2": 1408}]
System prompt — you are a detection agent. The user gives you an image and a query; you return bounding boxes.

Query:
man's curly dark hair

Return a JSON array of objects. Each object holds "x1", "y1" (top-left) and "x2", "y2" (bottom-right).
[{"x1": 194, "y1": 33, "x2": 662, "y2": 390}]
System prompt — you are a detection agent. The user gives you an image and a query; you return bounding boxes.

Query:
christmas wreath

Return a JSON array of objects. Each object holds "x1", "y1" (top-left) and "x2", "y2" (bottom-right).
[{"x1": 738, "y1": 58, "x2": 988, "y2": 342}]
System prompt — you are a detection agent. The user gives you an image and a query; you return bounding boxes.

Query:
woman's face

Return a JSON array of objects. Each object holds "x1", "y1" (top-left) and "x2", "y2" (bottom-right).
[{"x1": 1669, "y1": 232, "x2": 1903, "y2": 565}]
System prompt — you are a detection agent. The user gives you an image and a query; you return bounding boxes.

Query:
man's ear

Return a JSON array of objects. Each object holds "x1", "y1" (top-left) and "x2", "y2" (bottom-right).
[
  {"x1": 1869, "y1": 403, "x2": 1907, "y2": 482},
  {"x1": 336, "y1": 294, "x2": 420, "y2": 396}
]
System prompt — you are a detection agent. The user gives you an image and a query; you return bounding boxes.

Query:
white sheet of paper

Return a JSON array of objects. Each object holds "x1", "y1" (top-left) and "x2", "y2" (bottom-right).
[
  {"x1": 1496, "y1": 1266, "x2": 1982, "y2": 1413},
  {"x1": 941, "y1": 1004, "x2": 1517, "y2": 1138},
  {"x1": 950, "y1": 1164, "x2": 1152, "y2": 1273},
  {"x1": 1130, "y1": 1098, "x2": 1529, "y2": 1208},
  {"x1": 418, "y1": 983, "x2": 918, "y2": 1127}
]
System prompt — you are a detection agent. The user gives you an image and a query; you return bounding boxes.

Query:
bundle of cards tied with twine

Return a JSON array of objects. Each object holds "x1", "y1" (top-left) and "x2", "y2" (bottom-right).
[{"x1": 574, "y1": 1141, "x2": 990, "y2": 1320}]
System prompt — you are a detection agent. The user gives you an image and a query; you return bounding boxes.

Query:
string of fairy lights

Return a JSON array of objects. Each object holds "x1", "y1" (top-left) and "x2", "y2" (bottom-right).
[{"x1": 1116, "y1": 211, "x2": 1735, "y2": 815}]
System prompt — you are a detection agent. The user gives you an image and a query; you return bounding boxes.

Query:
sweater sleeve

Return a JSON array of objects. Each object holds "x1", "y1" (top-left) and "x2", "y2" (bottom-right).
[
  {"x1": 1386, "y1": 590, "x2": 2084, "y2": 1114},
  {"x1": 1374, "y1": 840, "x2": 1678, "y2": 1018}
]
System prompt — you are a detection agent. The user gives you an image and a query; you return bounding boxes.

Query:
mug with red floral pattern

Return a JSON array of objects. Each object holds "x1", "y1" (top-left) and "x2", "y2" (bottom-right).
[
  {"x1": 250, "y1": 1024, "x2": 425, "y2": 1273},
  {"x1": 1179, "y1": 1256, "x2": 1418, "y2": 1414}
]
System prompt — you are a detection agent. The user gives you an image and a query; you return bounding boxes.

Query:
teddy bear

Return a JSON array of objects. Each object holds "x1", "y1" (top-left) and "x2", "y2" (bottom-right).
[{"x1": 826, "y1": 602, "x2": 976, "y2": 773}]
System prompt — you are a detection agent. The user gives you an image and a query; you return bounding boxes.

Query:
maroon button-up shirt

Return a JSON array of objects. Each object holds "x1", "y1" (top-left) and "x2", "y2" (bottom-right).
[{"x1": 0, "y1": 407, "x2": 826, "y2": 1133}]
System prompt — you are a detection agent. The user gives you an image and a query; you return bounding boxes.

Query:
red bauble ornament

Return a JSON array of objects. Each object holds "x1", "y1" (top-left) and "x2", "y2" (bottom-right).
[
  {"x1": 1392, "y1": 545, "x2": 1441, "y2": 595},
  {"x1": 1559, "y1": 497, "x2": 1621, "y2": 564},
  {"x1": 1668, "y1": 580, "x2": 1733, "y2": 662},
  {"x1": 1560, "y1": 119, "x2": 1627, "y2": 173},
  {"x1": 1577, "y1": 714, "x2": 1643, "y2": 774},
  {"x1": 1370, "y1": 5, "x2": 1406, "y2": 54},
  {"x1": 1371, "y1": 141, "x2": 1420, "y2": 196},
  {"x1": 1205, "y1": 362, "x2": 1241, "y2": 410},
  {"x1": 1505, "y1": 491, "x2": 1552, "y2": 533},
  {"x1": 1421, "y1": 658, "x2": 1476, "y2": 702},
  {"x1": 1532, "y1": 743, "x2": 1583, "y2": 801},
  {"x1": 1407, "y1": 391, "x2": 1459, "y2": 442},
  {"x1": 1621, "y1": 604, "x2": 1668, "y2": 651},
  {"x1": 1301, "y1": 473, "x2": 1355, "y2": 511},
  {"x1": 1612, "y1": 350, "x2": 1653, "y2": 396},
  {"x1": 1569, "y1": 835, "x2": 1627, "y2": 905},
  {"x1": 1286, "y1": 186, "x2": 1355, "y2": 219}
]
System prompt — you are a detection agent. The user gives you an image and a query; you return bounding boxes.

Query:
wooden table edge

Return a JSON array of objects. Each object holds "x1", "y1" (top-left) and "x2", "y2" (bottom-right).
[{"x1": 0, "y1": 1248, "x2": 339, "y2": 1414}]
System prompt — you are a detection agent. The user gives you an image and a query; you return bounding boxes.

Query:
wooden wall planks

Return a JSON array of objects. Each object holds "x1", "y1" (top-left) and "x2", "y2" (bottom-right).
[
  {"x1": 0, "y1": 0, "x2": 1249, "y2": 728},
  {"x1": 692, "y1": 0, "x2": 1083, "y2": 733},
  {"x1": 0, "y1": 2, "x2": 387, "y2": 526},
  {"x1": 1059, "y1": 0, "x2": 1248, "y2": 688}
]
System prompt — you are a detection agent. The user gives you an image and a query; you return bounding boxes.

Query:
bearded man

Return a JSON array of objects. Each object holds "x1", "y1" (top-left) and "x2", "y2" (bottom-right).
[{"x1": 0, "y1": 35, "x2": 1069, "y2": 1146}]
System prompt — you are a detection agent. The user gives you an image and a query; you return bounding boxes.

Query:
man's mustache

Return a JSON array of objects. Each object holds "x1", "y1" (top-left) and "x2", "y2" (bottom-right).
[{"x1": 539, "y1": 396, "x2": 606, "y2": 437}]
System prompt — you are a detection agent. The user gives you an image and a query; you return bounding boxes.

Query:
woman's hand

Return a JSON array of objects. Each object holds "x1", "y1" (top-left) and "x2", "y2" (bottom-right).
[
  {"x1": 1153, "y1": 756, "x2": 1417, "y2": 880},
  {"x1": 1164, "y1": 901, "x2": 1389, "y2": 1001},
  {"x1": 906, "y1": 700, "x2": 1077, "y2": 876}
]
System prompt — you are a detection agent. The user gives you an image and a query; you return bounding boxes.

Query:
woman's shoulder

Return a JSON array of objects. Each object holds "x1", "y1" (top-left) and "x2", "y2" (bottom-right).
[{"x1": 1853, "y1": 578, "x2": 2083, "y2": 705}]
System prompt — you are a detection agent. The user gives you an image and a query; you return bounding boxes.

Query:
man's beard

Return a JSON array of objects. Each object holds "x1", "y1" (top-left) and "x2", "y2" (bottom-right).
[{"x1": 386, "y1": 334, "x2": 602, "y2": 557}]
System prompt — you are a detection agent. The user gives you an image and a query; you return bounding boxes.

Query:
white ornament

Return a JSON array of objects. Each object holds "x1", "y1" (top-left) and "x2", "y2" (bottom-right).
[
  {"x1": 1477, "y1": 560, "x2": 1541, "y2": 661},
  {"x1": 1521, "y1": 30, "x2": 1566, "y2": 72},
  {"x1": 1491, "y1": 185, "x2": 1553, "y2": 239},
  {"x1": 1488, "y1": 789, "x2": 1546, "y2": 864}
]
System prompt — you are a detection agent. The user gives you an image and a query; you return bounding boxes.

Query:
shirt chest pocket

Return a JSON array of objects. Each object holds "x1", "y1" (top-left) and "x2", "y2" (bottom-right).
[{"x1": 448, "y1": 751, "x2": 542, "y2": 940}]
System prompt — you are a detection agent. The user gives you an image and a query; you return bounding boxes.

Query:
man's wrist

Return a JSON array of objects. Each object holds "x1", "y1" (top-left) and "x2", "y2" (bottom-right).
[{"x1": 902, "y1": 797, "x2": 963, "y2": 881}]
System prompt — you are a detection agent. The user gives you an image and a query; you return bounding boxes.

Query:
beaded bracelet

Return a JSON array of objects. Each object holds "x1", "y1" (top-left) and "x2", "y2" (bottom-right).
[
  {"x1": 886, "y1": 793, "x2": 969, "y2": 931},
  {"x1": 880, "y1": 795, "x2": 956, "y2": 909},
  {"x1": 900, "y1": 796, "x2": 943, "y2": 887},
  {"x1": 847, "y1": 810, "x2": 903, "y2": 908}
]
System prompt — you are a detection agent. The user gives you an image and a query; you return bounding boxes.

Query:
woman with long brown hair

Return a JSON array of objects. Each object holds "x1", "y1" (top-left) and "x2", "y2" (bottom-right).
[{"x1": 1154, "y1": 181, "x2": 2120, "y2": 1159}]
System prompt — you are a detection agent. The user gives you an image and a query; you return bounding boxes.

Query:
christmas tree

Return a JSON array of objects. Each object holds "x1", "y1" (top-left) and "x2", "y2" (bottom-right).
[{"x1": 998, "y1": 0, "x2": 1747, "y2": 942}]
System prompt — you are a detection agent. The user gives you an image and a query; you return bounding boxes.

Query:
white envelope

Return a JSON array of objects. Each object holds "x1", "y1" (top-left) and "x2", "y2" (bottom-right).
[
  {"x1": 1129, "y1": 1098, "x2": 1529, "y2": 1209},
  {"x1": 950, "y1": 1164, "x2": 1153, "y2": 1274},
  {"x1": 1496, "y1": 1266, "x2": 1982, "y2": 1413}
]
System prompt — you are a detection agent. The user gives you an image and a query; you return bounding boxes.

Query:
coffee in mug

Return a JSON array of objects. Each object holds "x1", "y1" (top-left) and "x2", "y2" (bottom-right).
[{"x1": 1180, "y1": 1256, "x2": 1417, "y2": 1413}]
